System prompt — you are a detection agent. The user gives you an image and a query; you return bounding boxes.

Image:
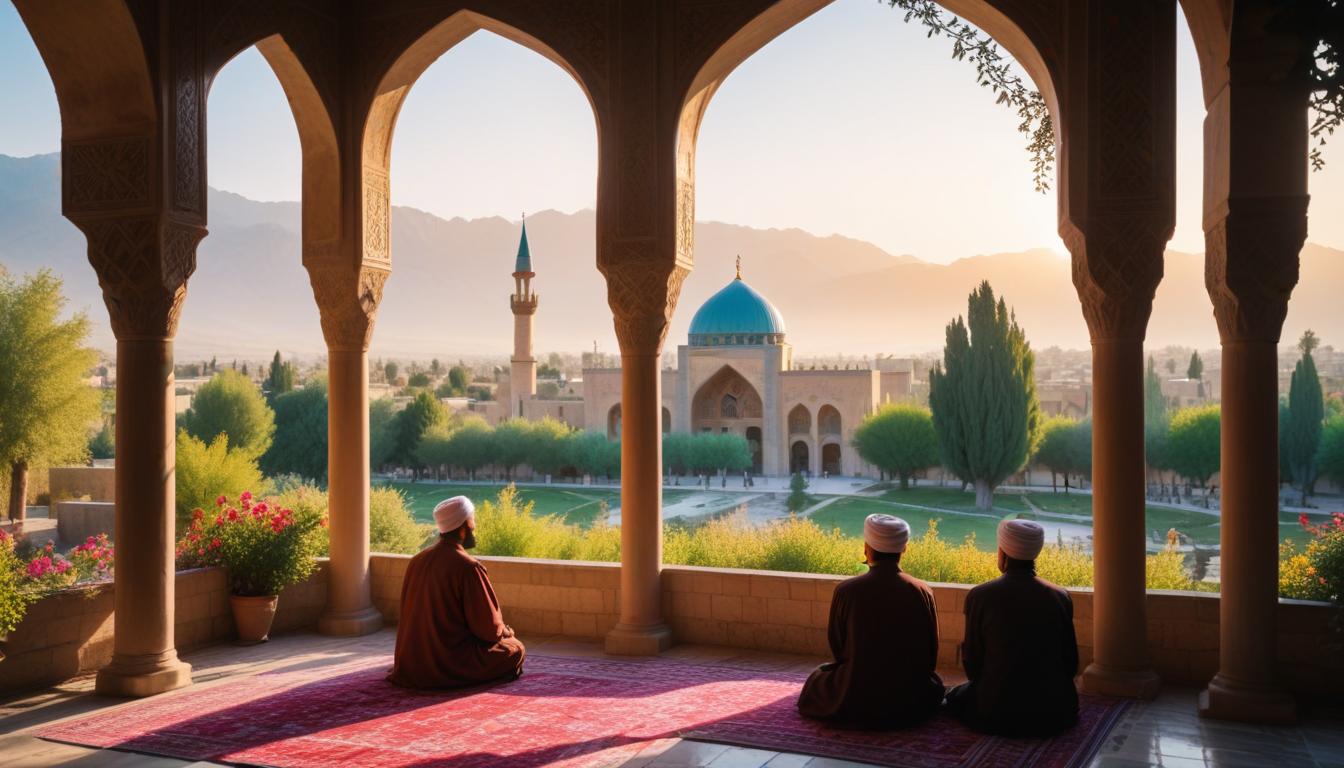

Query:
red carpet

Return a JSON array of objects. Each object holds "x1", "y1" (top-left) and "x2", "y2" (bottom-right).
[{"x1": 41, "y1": 654, "x2": 1127, "y2": 768}]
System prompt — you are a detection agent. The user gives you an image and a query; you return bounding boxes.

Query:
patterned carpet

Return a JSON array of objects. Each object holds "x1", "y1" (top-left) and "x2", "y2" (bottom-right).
[{"x1": 41, "y1": 653, "x2": 1127, "y2": 768}]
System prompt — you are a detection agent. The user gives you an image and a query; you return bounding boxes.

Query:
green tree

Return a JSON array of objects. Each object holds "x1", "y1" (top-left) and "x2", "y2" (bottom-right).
[
  {"x1": 260, "y1": 379, "x2": 328, "y2": 481},
  {"x1": 449, "y1": 365, "x2": 470, "y2": 394},
  {"x1": 1186, "y1": 350, "x2": 1204, "y2": 381},
  {"x1": 445, "y1": 416, "x2": 494, "y2": 480},
  {"x1": 175, "y1": 429, "x2": 267, "y2": 528},
  {"x1": 528, "y1": 418, "x2": 575, "y2": 478},
  {"x1": 575, "y1": 431, "x2": 617, "y2": 481},
  {"x1": 1167, "y1": 405, "x2": 1221, "y2": 499},
  {"x1": 430, "y1": 359, "x2": 443, "y2": 377},
  {"x1": 407, "y1": 371, "x2": 431, "y2": 388},
  {"x1": 1035, "y1": 416, "x2": 1080, "y2": 493},
  {"x1": 0, "y1": 269, "x2": 100, "y2": 520},
  {"x1": 384, "y1": 360, "x2": 399, "y2": 384},
  {"x1": 265, "y1": 351, "x2": 295, "y2": 400},
  {"x1": 1144, "y1": 355, "x2": 1170, "y2": 475},
  {"x1": 852, "y1": 403, "x2": 939, "y2": 489},
  {"x1": 413, "y1": 420, "x2": 456, "y2": 481},
  {"x1": 392, "y1": 390, "x2": 445, "y2": 476},
  {"x1": 369, "y1": 398, "x2": 397, "y2": 471},
  {"x1": 88, "y1": 420, "x2": 115, "y2": 460},
  {"x1": 1285, "y1": 330, "x2": 1325, "y2": 504},
  {"x1": 662, "y1": 432, "x2": 693, "y2": 479},
  {"x1": 787, "y1": 472, "x2": 810, "y2": 513},
  {"x1": 928, "y1": 281, "x2": 1040, "y2": 510},
  {"x1": 180, "y1": 369, "x2": 276, "y2": 458},
  {"x1": 492, "y1": 419, "x2": 534, "y2": 479},
  {"x1": 1319, "y1": 415, "x2": 1344, "y2": 488}
]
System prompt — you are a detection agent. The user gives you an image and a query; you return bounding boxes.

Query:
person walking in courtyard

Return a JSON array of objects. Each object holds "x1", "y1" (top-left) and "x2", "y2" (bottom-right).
[
  {"x1": 797, "y1": 514, "x2": 943, "y2": 728},
  {"x1": 945, "y1": 518, "x2": 1079, "y2": 736},
  {"x1": 387, "y1": 496, "x2": 525, "y2": 689}
]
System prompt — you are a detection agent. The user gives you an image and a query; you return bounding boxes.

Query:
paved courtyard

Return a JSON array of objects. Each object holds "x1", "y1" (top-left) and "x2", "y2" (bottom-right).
[{"x1": 1, "y1": 629, "x2": 1340, "y2": 767}]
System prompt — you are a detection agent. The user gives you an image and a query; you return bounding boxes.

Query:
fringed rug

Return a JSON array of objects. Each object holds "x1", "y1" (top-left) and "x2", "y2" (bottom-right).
[{"x1": 41, "y1": 653, "x2": 1127, "y2": 768}]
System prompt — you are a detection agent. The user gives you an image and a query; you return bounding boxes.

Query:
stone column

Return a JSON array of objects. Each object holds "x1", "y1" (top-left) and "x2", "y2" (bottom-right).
[
  {"x1": 1067, "y1": 218, "x2": 1167, "y2": 700},
  {"x1": 1199, "y1": 199, "x2": 1306, "y2": 724},
  {"x1": 79, "y1": 215, "x2": 203, "y2": 697},
  {"x1": 312, "y1": 264, "x2": 388, "y2": 636}
]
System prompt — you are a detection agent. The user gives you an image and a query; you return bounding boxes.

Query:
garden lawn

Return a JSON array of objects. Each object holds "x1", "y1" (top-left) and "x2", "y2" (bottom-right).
[
  {"x1": 812, "y1": 487, "x2": 1244, "y2": 551},
  {"x1": 381, "y1": 482, "x2": 693, "y2": 528}
]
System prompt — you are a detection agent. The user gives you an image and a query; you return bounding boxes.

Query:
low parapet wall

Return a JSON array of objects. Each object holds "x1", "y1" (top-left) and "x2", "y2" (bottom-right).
[
  {"x1": 369, "y1": 554, "x2": 1343, "y2": 702},
  {"x1": 47, "y1": 466, "x2": 115, "y2": 503}
]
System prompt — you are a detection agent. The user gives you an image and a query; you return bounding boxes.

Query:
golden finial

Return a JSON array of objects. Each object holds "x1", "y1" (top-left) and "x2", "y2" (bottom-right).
[{"x1": 735, "y1": 255, "x2": 742, "y2": 280}]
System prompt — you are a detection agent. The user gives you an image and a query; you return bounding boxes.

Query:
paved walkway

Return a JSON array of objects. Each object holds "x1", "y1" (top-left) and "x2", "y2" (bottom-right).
[{"x1": 2, "y1": 629, "x2": 1341, "y2": 767}]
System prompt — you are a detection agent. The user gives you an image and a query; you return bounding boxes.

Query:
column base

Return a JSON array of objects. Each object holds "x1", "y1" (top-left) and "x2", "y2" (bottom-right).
[
  {"x1": 1198, "y1": 674, "x2": 1296, "y2": 724},
  {"x1": 1080, "y1": 662, "x2": 1161, "y2": 699},
  {"x1": 604, "y1": 623, "x2": 672, "y2": 655},
  {"x1": 317, "y1": 606, "x2": 384, "y2": 637},
  {"x1": 95, "y1": 653, "x2": 192, "y2": 698}
]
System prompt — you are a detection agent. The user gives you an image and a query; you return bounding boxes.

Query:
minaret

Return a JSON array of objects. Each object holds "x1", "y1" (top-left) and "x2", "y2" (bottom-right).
[{"x1": 509, "y1": 217, "x2": 538, "y2": 417}]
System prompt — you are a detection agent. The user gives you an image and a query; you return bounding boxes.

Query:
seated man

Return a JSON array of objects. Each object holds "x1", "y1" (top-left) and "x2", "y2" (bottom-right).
[
  {"x1": 387, "y1": 496, "x2": 525, "y2": 689},
  {"x1": 946, "y1": 519, "x2": 1079, "y2": 736},
  {"x1": 798, "y1": 514, "x2": 944, "y2": 728}
]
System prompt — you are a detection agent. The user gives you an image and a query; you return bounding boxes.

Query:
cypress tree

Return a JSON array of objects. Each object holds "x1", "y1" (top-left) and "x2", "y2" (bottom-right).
[
  {"x1": 928, "y1": 281, "x2": 1040, "y2": 510},
  {"x1": 1286, "y1": 330, "x2": 1324, "y2": 505}
]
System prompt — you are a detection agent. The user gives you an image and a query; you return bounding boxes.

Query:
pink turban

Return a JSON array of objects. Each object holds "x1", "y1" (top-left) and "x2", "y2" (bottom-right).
[
  {"x1": 864, "y1": 514, "x2": 911, "y2": 554},
  {"x1": 433, "y1": 496, "x2": 476, "y2": 534},
  {"x1": 998, "y1": 518, "x2": 1045, "y2": 560}
]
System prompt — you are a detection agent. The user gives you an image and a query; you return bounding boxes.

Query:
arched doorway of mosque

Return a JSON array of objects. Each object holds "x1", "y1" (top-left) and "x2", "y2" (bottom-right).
[
  {"x1": 821, "y1": 443, "x2": 842, "y2": 476},
  {"x1": 791, "y1": 441, "x2": 810, "y2": 475},
  {"x1": 692, "y1": 366, "x2": 763, "y2": 436},
  {"x1": 745, "y1": 426, "x2": 763, "y2": 475},
  {"x1": 662, "y1": 407, "x2": 672, "y2": 434},
  {"x1": 607, "y1": 404, "x2": 621, "y2": 439}
]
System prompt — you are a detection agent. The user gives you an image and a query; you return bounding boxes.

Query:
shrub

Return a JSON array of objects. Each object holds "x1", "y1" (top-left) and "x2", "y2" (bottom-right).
[
  {"x1": 175, "y1": 429, "x2": 267, "y2": 528},
  {"x1": 180, "y1": 369, "x2": 276, "y2": 458},
  {"x1": 0, "y1": 531, "x2": 35, "y2": 635},
  {"x1": 177, "y1": 492, "x2": 325, "y2": 597},
  {"x1": 1296, "y1": 513, "x2": 1344, "y2": 606},
  {"x1": 371, "y1": 486, "x2": 435, "y2": 554}
]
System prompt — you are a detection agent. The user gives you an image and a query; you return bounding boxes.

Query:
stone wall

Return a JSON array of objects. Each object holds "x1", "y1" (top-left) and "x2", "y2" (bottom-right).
[
  {"x1": 53, "y1": 501, "x2": 116, "y2": 545},
  {"x1": 47, "y1": 466, "x2": 115, "y2": 503},
  {"x1": 0, "y1": 563, "x2": 329, "y2": 694},
  {"x1": 368, "y1": 555, "x2": 1343, "y2": 702}
]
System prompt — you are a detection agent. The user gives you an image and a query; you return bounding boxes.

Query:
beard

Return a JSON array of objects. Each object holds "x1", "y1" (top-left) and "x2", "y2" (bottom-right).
[{"x1": 462, "y1": 529, "x2": 477, "y2": 550}]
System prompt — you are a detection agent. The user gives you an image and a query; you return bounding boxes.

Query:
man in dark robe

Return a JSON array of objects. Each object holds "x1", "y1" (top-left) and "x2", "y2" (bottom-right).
[
  {"x1": 946, "y1": 518, "x2": 1079, "y2": 736},
  {"x1": 798, "y1": 514, "x2": 944, "y2": 728},
  {"x1": 387, "y1": 496, "x2": 525, "y2": 689}
]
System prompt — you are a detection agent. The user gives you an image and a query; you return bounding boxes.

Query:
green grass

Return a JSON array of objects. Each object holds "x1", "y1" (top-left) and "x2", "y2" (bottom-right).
[
  {"x1": 812, "y1": 486, "x2": 1255, "y2": 551},
  {"x1": 379, "y1": 482, "x2": 693, "y2": 528}
]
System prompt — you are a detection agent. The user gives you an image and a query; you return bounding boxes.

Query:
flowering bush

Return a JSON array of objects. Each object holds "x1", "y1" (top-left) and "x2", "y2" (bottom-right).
[
  {"x1": 177, "y1": 491, "x2": 326, "y2": 597},
  {"x1": 0, "y1": 532, "x2": 35, "y2": 636},
  {"x1": 21, "y1": 540, "x2": 78, "y2": 594},
  {"x1": 67, "y1": 534, "x2": 115, "y2": 581},
  {"x1": 1284, "y1": 513, "x2": 1344, "y2": 606}
]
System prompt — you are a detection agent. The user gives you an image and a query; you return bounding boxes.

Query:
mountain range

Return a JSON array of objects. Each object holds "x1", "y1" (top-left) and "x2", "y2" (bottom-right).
[{"x1": 1, "y1": 152, "x2": 1339, "y2": 360}]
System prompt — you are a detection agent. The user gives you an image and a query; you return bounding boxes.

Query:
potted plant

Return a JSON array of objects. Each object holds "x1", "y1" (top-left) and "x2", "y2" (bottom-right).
[{"x1": 178, "y1": 492, "x2": 325, "y2": 644}]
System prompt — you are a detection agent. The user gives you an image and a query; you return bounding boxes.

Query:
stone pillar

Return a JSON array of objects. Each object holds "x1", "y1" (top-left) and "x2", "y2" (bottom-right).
[
  {"x1": 78, "y1": 215, "x2": 203, "y2": 698},
  {"x1": 1198, "y1": 199, "x2": 1306, "y2": 723},
  {"x1": 312, "y1": 264, "x2": 388, "y2": 636}
]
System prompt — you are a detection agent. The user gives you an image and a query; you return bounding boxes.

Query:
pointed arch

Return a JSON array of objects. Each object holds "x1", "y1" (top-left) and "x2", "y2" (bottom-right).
[
  {"x1": 691, "y1": 365, "x2": 763, "y2": 433},
  {"x1": 788, "y1": 404, "x2": 812, "y2": 435}
]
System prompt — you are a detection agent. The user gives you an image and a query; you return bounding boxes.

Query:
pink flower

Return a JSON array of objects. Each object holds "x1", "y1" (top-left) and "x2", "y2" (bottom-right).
[
  {"x1": 216, "y1": 495, "x2": 228, "y2": 507},
  {"x1": 227, "y1": 509, "x2": 239, "y2": 522},
  {"x1": 254, "y1": 502, "x2": 268, "y2": 515}
]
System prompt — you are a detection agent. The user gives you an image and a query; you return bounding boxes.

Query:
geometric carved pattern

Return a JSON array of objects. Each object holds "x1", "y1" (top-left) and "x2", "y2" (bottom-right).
[
  {"x1": 363, "y1": 169, "x2": 391, "y2": 267},
  {"x1": 171, "y1": 0, "x2": 204, "y2": 215},
  {"x1": 80, "y1": 216, "x2": 205, "y2": 339},
  {"x1": 600, "y1": 240, "x2": 690, "y2": 354},
  {"x1": 1065, "y1": 214, "x2": 1170, "y2": 341},
  {"x1": 64, "y1": 137, "x2": 152, "y2": 212},
  {"x1": 1094, "y1": 1, "x2": 1157, "y2": 202},
  {"x1": 307, "y1": 261, "x2": 390, "y2": 352},
  {"x1": 1205, "y1": 196, "x2": 1308, "y2": 344}
]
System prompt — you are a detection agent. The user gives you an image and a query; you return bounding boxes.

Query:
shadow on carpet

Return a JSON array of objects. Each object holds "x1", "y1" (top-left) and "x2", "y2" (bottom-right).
[{"x1": 40, "y1": 653, "x2": 1127, "y2": 768}]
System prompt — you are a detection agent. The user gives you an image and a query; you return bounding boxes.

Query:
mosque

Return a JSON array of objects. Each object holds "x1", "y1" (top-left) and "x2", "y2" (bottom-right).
[{"x1": 488, "y1": 224, "x2": 913, "y2": 477}]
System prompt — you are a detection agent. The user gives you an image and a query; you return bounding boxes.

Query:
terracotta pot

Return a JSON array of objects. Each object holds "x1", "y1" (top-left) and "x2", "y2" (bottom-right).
[{"x1": 230, "y1": 594, "x2": 279, "y2": 645}]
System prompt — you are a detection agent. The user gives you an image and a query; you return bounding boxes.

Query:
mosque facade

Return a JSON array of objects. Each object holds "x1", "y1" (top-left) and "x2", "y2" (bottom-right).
[{"x1": 489, "y1": 226, "x2": 913, "y2": 478}]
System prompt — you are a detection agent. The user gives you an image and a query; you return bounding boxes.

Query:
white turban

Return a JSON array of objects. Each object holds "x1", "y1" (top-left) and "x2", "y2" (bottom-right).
[
  {"x1": 864, "y1": 514, "x2": 910, "y2": 554},
  {"x1": 998, "y1": 518, "x2": 1045, "y2": 561},
  {"x1": 433, "y1": 496, "x2": 476, "y2": 534}
]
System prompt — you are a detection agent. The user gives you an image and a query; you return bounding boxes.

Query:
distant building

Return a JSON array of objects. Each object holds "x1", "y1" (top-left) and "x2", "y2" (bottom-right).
[{"x1": 483, "y1": 227, "x2": 909, "y2": 476}]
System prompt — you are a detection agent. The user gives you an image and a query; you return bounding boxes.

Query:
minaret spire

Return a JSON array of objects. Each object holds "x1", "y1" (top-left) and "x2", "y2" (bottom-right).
[
  {"x1": 735, "y1": 255, "x2": 742, "y2": 280},
  {"x1": 509, "y1": 218, "x2": 538, "y2": 417}
]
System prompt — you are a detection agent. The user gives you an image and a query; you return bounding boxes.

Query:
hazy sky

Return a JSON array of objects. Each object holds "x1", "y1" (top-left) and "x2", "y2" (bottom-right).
[{"x1": 1, "y1": 0, "x2": 1340, "y2": 264}]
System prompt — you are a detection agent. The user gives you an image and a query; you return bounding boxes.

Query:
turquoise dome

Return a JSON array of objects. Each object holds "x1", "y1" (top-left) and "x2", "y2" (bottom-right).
[{"x1": 688, "y1": 273, "x2": 786, "y2": 347}]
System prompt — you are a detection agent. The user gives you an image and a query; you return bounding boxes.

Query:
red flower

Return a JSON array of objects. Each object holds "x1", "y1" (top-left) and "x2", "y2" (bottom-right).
[
  {"x1": 216, "y1": 495, "x2": 228, "y2": 506},
  {"x1": 210, "y1": 538, "x2": 221, "y2": 549},
  {"x1": 240, "y1": 491, "x2": 253, "y2": 502},
  {"x1": 227, "y1": 509, "x2": 239, "y2": 522},
  {"x1": 192, "y1": 508, "x2": 204, "y2": 521}
]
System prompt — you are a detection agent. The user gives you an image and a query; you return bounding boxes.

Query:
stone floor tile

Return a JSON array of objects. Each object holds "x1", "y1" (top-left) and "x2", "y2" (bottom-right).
[
  {"x1": 646, "y1": 740, "x2": 732, "y2": 767},
  {"x1": 761, "y1": 753, "x2": 812, "y2": 768},
  {"x1": 705, "y1": 747, "x2": 779, "y2": 768}
]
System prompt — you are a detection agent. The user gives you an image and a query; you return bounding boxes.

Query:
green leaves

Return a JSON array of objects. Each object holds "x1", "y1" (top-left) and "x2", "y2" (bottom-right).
[
  {"x1": 852, "y1": 403, "x2": 939, "y2": 489},
  {"x1": 1166, "y1": 405, "x2": 1221, "y2": 489},
  {"x1": 929, "y1": 281, "x2": 1039, "y2": 510},
  {"x1": 180, "y1": 369, "x2": 276, "y2": 459},
  {"x1": 1285, "y1": 332, "x2": 1325, "y2": 502}
]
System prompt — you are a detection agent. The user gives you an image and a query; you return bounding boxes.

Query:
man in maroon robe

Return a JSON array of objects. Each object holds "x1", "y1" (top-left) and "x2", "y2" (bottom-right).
[
  {"x1": 945, "y1": 519, "x2": 1079, "y2": 736},
  {"x1": 797, "y1": 514, "x2": 944, "y2": 728},
  {"x1": 387, "y1": 496, "x2": 525, "y2": 689}
]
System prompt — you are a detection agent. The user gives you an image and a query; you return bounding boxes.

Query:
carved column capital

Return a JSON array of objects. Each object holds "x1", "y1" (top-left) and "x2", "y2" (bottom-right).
[
  {"x1": 1065, "y1": 213, "x2": 1171, "y2": 343},
  {"x1": 77, "y1": 216, "x2": 204, "y2": 340},
  {"x1": 1205, "y1": 196, "x2": 1307, "y2": 344},
  {"x1": 308, "y1": 254, "x2": 389, "y2": 353},
  {"x1": 600, "y1": 242, "x2": 689, "y2": 356}
]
